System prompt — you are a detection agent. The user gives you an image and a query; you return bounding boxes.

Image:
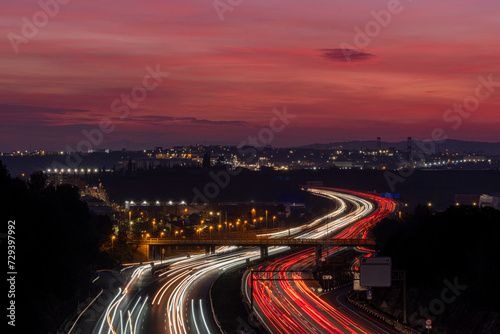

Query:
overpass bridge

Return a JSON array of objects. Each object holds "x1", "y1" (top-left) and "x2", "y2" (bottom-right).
[{"x1": 131, "y1": 237, "x2": 375, "y2": 261}]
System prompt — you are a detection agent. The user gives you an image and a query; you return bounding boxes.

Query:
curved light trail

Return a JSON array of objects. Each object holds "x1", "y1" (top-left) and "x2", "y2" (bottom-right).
[
  {"x1": 243, "y1": 187, "x2": 397, "y2": 334},
  {"x1": 90, "y1": 187, "x2": 395, "y2": 334}
]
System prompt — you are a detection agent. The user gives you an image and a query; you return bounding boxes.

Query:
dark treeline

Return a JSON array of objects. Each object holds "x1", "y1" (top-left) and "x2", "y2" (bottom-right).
[
  {"x1": 371, "y1": 205, "x2": 500, "y2": 333},
  {"x1": 1, "y1": 161, "x2": 112, "y2": 333}
]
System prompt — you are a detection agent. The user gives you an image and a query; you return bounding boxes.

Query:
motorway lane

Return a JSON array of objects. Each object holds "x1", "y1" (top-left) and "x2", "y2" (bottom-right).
[
  {"x1": 321, "y1": 287, "x2": 399, "y2": 334},
  {"x1": 145, "y1": 247, "x2": 289, "y2": 334},
  {"x1": 138, "y1": 189, "x2": 360, "y2": 334},
  {"x1": 244, "y1": 188, "x2": 397, "y2": 334},
  {"x1": 75, "y1": 187, "x2": 383, "y2": 334}
]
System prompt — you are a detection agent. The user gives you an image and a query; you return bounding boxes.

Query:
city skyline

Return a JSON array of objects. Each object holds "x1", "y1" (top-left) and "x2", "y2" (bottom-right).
[{"x1": 1, "y1": 0, "x2": 500, "y2": 152}]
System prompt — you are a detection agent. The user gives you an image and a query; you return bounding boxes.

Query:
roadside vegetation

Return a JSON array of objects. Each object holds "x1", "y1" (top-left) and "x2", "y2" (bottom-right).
[{"x1": 370, "y1": 205, "x2": 500, "y2": 333}]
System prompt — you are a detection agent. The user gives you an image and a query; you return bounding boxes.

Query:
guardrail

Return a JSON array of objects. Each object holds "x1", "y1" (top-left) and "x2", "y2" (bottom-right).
[{"x1": 347, "y1": 291, "x2": 420, "y2": 334}]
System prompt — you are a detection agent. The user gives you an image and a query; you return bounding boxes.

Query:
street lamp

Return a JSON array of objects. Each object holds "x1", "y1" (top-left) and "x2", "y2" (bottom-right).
[
  {"x1": 175, "y1": 231, "x2": 178, "y2": 238},
  {"x1": 218, "y1": 224, "x2": 221, "y2": 234},
  {"x1": 161, "y1": 232, "x2": 164, "y2": 238},
  {"x1": 111, "y1": 235, "x2": 116, "y2": 257},
  {"x1": 209, "y1": 226, "x2": 213, "y2": 238},
  {"x1": 272, "y1": 216, "x2": 276, "y2": 228}
]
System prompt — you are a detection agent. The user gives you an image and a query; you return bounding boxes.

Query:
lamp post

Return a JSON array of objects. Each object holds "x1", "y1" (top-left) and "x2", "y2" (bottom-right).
[
  {"x1": 218, "y1": 224, "x2": 221, "y2": 234},
  {"x1": 272, "y1": 216, "x2": 276, "y2": 228},
  {"x1": 209, "y1": 226, "x2": 213, "y2": 238},
  {"x1": 111, "y1": 235, "x2": 116, "y2": 258},
  {"x1": 326, "y1": 218, "x2": 330, "y2": 263},
  {"x1": 265, "y1": 210, "x2": 268, "y2": 229}
]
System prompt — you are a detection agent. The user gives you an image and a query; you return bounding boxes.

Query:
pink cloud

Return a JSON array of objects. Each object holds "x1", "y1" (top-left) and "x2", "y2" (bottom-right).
[{"x1": 0, "y1": 0, "x2": 499, "y2": 151}]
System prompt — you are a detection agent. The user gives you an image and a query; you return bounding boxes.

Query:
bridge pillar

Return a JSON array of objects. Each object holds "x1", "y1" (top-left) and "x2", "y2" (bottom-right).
[
  {"x1": 205, "y1": 246, "x2": 210, "y2": 255},
  {"x1": 148, "y1": 245, "x2": 156, "y2": 260},
  {"x1": 315, "y1": 245, "x2": 322, "y2": 266},
  {"x1": 260, "y1": 246, "x2": 269, "y2": 260},
  {"x1": 210, "y1": 246, "x2": 216, "y2": 254}
]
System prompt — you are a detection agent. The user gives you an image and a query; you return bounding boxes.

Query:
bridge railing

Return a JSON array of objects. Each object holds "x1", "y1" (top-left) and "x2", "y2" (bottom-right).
[{"x1": 133, "y1": 238, "x2": 375, "y2": 246}]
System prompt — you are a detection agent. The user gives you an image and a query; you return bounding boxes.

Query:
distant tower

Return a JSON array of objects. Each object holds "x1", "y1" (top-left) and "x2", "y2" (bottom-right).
[
  {"x1": 202, "y1": 150, "x2": 211, "y2": 169},
  {"x1": 407, "y1": 137, "x2": 412, "y2": 164},
  {"x1": 376, "y1": 137, "x2": 381, "y2": 156}
]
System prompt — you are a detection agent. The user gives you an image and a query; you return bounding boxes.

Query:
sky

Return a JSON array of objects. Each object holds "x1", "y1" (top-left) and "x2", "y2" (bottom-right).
[{"x1": 1, "y1": 0, "x2": 500, "y2": 152}]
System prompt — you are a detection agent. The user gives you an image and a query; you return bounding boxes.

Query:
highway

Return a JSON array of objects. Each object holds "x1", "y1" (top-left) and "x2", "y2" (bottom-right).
[
  {"x1": 73, "y1": 187, "x2": 395, "y2": 334},
  {"x1": 242, "y1": 188, "x2": 397, "y2": 333}
]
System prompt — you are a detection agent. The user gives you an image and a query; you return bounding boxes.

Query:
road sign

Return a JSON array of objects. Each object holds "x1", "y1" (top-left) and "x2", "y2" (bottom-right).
[
  {"x1": 322, "y1": 275, "x2": 333, "y2": 280},
  {"x1": 360, "y1": 257, "x2": 392, "y2": 287},
  {"x1": 353, "y1": 272, "x2": 367, "y2": 291},
  {"x1": 367, "y1": 289, "x2": 372, "y2": 300},
  {"x1": 425, "y1": 319, "x2": 432, "y2": 329}
]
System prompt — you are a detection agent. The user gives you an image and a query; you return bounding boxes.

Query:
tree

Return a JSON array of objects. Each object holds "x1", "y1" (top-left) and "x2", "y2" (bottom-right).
[{"x1": 28, "y1": 170, "x2": 47, "y2": 191}]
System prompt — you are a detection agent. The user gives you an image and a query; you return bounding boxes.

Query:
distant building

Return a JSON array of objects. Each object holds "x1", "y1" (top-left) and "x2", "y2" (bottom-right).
[
  {"x1": 455, "y1": 194, "x2": 481, "y2": 206},
  {"x1": 479, "y1": 194, "x2": 500, "y2": 209},
  {"x1": 455, "y1": 194, "x2": 500, "y2": 209}
]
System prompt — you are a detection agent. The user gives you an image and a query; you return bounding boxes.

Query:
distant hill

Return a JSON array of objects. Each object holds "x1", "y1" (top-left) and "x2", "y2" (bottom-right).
[{"x1": 301, "y1": 139, "x2": 500, "y2": 154}]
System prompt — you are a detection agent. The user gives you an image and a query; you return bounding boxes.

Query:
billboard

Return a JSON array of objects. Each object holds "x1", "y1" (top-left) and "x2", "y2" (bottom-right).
[{"x1": 359, "y1": 257, "x2": 391, "y2": 287}]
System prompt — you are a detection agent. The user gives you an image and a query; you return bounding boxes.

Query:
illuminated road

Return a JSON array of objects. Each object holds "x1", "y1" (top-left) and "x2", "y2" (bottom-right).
[
  {"x1": 72, "y1": 187, "x2": 394, "y2": 334},
  {"x1": 243, "y1": 188, "x2": 397, "y2": 334}
]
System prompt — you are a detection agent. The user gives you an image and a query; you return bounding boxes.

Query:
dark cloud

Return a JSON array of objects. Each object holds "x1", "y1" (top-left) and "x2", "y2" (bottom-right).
[
  {"x1": 190, "y1": 119, "x2": 247, "y2": 126},
  {"x1": 319, "y1": 48, "x2": 375, "y2": 63},
  {"x1": 134, "y1": 115, "x2": 247, "y2": 126},
  {"x1": 0, "y1": 104, "x2": 90, "y2": 115}
]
